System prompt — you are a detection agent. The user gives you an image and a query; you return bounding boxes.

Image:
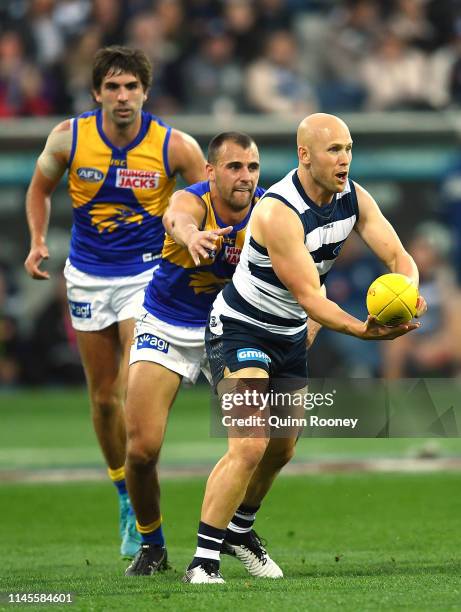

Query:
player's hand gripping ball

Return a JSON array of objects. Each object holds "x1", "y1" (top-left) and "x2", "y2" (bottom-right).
[{"x1": 366, "y1": 273, "x2": 418, "y2": 326}]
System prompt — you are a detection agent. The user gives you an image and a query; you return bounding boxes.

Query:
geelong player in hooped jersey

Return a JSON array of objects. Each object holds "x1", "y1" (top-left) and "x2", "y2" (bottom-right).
[
  {"x1": 24, "y1": 47, "x2": 206, "y2": 559},
  {"x1": 123, "y1": 132, "x2": 268, "y2": 577},
  {"x1": 183, "y1": 114, "x2": 428, "y2": 584}
]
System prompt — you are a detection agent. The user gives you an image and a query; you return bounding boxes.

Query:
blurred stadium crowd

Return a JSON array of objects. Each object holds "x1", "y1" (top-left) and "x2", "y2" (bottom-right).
[
  {"x1": 3, "y1": 0, "x2": 461, "y2": 117},
  {"x1": 2, "y1": 218, "x2": 460, "y2": 387},
  {"x1": 2, "y1": 0, "x2": 461, "y2": 387}
]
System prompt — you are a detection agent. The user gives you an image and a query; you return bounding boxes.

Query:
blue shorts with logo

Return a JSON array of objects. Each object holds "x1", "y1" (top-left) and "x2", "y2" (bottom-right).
[{"x1": 205, "y1": 315, "x2": 307, "y2": 388}]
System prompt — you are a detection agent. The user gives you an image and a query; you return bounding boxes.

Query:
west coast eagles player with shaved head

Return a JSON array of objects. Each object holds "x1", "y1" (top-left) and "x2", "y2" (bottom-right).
[
  {"x1": 123, "y1": 132, "x2": 272, "y2": 577},
  {"x1": 24, "y1": 46, "x2": 206, "y2": 559}
]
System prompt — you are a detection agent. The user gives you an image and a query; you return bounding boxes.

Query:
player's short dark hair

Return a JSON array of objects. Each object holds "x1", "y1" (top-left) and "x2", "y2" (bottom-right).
[
  {"x1": 92, "y1": 46, "x2": 152, "y2": 93},
  {"x1": 207, "y1": 132, "x2": 257, "y2": 164}
]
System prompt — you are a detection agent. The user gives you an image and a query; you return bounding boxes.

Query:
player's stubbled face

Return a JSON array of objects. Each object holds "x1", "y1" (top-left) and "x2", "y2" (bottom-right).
[
  {"x1": 94, "y1": 70, "x2": 146, "y2": 127},
  {"x1": 214, "y1": 143, "x2": 260, "y2": 211},
  {"x1": 310, "y1": 126, "x2": 352, "y2": 194}
]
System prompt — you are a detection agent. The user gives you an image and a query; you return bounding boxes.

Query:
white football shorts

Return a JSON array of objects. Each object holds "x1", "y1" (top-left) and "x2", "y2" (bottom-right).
[
  {"x1": 129, "y1": 307, "x2": 211, "y2": 385},
  {"x1": 64, "y1": 259, "x2": 157, "y2": 332}
]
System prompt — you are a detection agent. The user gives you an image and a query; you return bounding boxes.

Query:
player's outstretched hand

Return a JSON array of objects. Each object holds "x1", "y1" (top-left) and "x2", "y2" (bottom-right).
[
  {"x1": 415, "y1": 295, "x2": 427, "y2": 318},
  {"x1": 187, "y1": 226, "x2": 233, "y2": 265},
  {"x1": 24, "y1": 245, "x2": 50, "y2": 280},
  {"x1": 361, "y1": 315, "x2": 420, "y2": 340}
]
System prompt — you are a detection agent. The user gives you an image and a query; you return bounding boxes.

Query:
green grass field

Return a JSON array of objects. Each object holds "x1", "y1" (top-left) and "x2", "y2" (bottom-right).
[
  {"x1": 1, "y1": 388, "x2": 461, "y2": 610},
  {"x1": 2, "y1": 387, "x2": 460, "y2": 470}
]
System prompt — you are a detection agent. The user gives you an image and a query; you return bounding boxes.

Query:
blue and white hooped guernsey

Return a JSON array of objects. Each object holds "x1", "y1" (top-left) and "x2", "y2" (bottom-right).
[{"x1": 214, "y1": 169, "x2": 359, "y2": 336}]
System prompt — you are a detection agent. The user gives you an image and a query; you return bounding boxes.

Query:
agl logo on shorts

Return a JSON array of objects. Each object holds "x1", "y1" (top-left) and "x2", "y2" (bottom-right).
[
  {"x1": 237, "y1": 348, "x2": 271, "y2": 363},
  {"x1": 136, "y1": 333, "x2": 169, "y2": 353},
  {"x1": 69, "y1": 300, "x2": 92, "y2": 318}
]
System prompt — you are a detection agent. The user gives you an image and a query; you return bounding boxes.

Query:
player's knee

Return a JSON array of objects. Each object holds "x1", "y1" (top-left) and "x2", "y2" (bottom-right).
[
  {"x1": 126, "y1": 436, "x2": 160, "y2": 468},
  {"x1": 229, "y1": 439, "x2": 269, "y2": 473},
  {"x1": 91, "y1": 387, "x2": 122, "y2": 417},
  {"x1": 268, "y1": 443, "x2": 295, "y2": 469}
]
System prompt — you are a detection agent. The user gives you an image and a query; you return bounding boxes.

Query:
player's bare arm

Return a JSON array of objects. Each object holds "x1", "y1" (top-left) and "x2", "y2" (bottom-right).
[
  {"x1": 163, "y1": 190, "x2": 232, "y2": 265},
  {"x1": 306, "y1": 285, "x2": 325, "y2": 348},
  {"x1": 25, "y1": 120, "x2": 71, "y2": 280},
  {"x1": 167, "y1": 129, "x2": 207, "y2": 185},
  {"x1": 354, "y1": 182, "x2": 427, "y2": 317},
  {"x1": 253, "y1": 198, "x2": 419, "y2": 340}
]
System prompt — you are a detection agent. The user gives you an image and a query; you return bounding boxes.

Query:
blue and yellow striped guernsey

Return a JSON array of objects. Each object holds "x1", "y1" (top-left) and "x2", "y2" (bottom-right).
[
  {"x1": 67, "y1": 109, "x2": 175, "y2": 276},
  {"x1": 143, "y1": 182, "x2": 265, "y2": 327}
]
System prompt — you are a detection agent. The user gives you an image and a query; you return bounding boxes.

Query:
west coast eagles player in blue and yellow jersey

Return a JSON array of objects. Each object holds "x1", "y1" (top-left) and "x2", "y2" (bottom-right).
[
  {"x1": 24, "y1": 47, "x2": 206, "y2": 559},
  {"x1": 123, "y1": 132, "x2": 264, "y2": 576},
  {"x1": 143, "y1": 180, "x2": 263, "y2": 327}
]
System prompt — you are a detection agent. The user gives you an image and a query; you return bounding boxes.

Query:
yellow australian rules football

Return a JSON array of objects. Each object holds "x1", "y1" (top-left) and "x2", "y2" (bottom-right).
[{"x1": 366, "y1": 273, "x2": 418, "y2": 326}]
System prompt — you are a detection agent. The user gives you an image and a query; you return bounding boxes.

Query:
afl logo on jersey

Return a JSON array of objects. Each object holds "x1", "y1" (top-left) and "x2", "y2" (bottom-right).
[{"x1": 77, "y1": 167, "x2": 104, "y2": 182}]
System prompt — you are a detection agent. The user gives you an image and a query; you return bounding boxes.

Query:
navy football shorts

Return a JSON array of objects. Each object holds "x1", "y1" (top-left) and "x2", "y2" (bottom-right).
[{"x1": 205, "y1": 315, "x2": 307, "y2": 389}]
